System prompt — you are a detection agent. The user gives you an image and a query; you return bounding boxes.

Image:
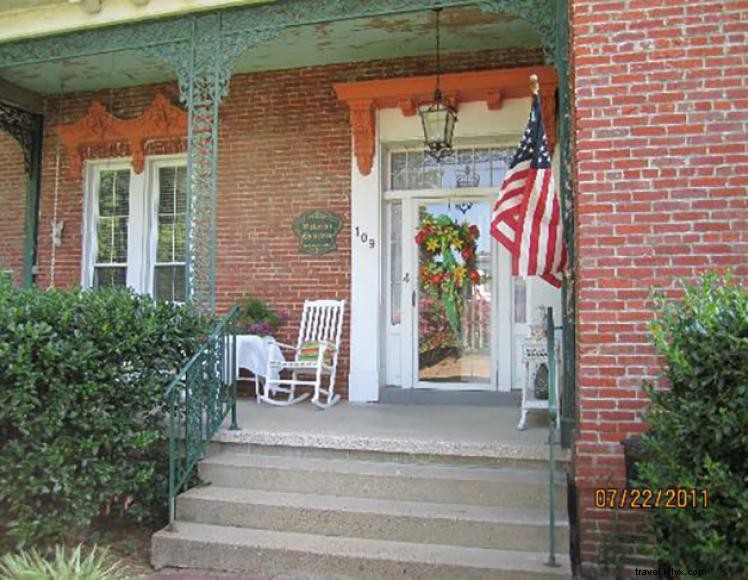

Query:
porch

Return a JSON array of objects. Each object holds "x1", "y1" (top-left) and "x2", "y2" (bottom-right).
[{"x1": 215, "y1": 398, "x2": 569, "y2": 464}]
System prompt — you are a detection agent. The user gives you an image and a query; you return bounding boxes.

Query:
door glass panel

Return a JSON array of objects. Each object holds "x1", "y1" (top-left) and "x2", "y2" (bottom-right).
[
  {"x1": 94, "y1": 168, "x2": 130, "y2": 288},
  {"x1": 389, "y1": 202, "x2": 402, "y2": 326},
  {"x1": 416, "y1": 201, "x2": 492, "y2": 384}
]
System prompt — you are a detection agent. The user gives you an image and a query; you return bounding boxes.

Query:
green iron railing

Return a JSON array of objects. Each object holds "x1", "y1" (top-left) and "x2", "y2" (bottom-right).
[
  {"x1": 166, "y1": 305, "x2": 240, "y2": 530},
  {"x1": 546, "y1": 306, "x2": 560, "y2": 568}
]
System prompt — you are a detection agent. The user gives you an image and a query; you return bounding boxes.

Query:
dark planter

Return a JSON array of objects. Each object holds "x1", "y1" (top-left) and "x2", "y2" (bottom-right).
[{"x1": 620, "y1": 436, "x2": 646, "y2": 486}]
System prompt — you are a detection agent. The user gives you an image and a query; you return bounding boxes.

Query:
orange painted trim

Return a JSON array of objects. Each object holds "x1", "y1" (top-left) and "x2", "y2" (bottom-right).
[
  {"x1": 334, "y1": 66, "x2": 558, "y2": 176},
  {"x1": 56, "y1": 93, "x2": 187, "y2": 179}
]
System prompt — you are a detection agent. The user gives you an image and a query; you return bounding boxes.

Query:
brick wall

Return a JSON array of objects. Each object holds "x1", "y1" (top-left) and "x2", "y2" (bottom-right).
[
  {"x1": 30, "y1": 46, "x2": 543, "y2": 399},
  {"x1": 571, "y1": 0, "x2": 748, "y2": 575},
  {"x1": 0, "y1": 130, "x2": 27, "y2": 285}
]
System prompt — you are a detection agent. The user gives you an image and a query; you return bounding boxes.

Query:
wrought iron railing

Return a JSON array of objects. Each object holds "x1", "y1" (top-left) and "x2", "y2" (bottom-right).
[
  {"x1": 545, "y1": 306, "x2": 560, "y2": 567},
  {"x1": 166, "y1": 305, "x2": 240, "y2": 530}
]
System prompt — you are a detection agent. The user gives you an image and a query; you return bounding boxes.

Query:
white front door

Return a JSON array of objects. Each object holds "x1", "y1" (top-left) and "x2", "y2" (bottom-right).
[
  {"x1": 410, "y1": 198, "x2": 497, "y2": 390},
  {"x1": 383, "y1": 146, "x2": 518, "y2": 392}
]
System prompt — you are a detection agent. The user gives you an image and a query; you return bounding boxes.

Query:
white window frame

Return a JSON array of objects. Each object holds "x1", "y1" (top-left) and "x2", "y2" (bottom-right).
[
  {"x1": 148, "y1": 156, "x2": 188, "y2": 302},
  {"x1": 82, "y1": 154, "x2": 187, "y2": 298}
]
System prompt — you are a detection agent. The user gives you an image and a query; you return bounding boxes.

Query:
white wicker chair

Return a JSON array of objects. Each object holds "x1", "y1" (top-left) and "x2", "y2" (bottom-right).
[{"x1": 260, "y1": 299, "x2": 345, "y2": 409}]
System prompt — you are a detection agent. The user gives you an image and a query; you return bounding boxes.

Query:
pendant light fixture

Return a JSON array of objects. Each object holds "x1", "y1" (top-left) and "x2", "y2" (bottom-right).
[{"x1": 419, "y1": 7, "x2": 457, "y2": 162}]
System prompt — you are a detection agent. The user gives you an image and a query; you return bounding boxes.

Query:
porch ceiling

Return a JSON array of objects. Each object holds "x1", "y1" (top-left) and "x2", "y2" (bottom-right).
[{"x1": 0, "y1": 6, "x2": 540, "y2": 96}]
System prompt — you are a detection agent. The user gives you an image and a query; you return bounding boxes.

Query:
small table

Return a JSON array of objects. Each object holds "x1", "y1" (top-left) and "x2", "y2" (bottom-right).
[
  {"x1": 517, "y1": 337, "x2": 561, "y2": 430},
  {"x1": 234, "y1": 335, "x2": 285, "y2": 401}
]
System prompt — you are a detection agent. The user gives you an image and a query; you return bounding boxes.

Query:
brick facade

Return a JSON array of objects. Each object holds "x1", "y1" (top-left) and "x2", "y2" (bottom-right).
[
  {"x1": 571, "y1": 0, "x2": 748, "y2": 575},
  {"x1": 30, "y1": 47, "x2": 543, "y2": 400},
  {"x1": 0, "y1": 130, "x2": 27, "y2": 285},
  {"x1": 1, "y1": 4, "x2": 746, "y2": 572}
]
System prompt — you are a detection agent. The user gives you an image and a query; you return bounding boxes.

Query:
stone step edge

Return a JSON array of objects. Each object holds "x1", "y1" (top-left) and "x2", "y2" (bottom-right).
[
  {"x1": 211, "y1": 427, "x2": 571, "y2": 465},
  {"x1": 200, "y1": 451, "x2": 569, "y2": 486},
  {"x1": 153, "y1": 521, "x2": 571, "y2": 575},
  {"x1": 178, "y1": 486, "x2": 570, "y2": 525}
]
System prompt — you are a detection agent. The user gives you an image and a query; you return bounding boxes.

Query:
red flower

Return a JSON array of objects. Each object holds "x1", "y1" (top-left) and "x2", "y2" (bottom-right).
[
  {"x1": 469, "y1": 269, "x2": 481, "y2": 284},
  {"x1": 461, "y1": 247, "x2": 474, "y2": 261},
  {"x1": 430, "y1": 274, "x2": 443, "y2": 285},
  {"x1": 415, "y1": 231, "x2": 426, "y2": 245},
  {"x1": 468, "y1": 225, "x2": 480, "y2": 238}
]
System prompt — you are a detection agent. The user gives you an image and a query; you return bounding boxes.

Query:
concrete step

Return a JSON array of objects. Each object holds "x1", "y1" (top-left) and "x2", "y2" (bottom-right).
[
  {"x1": 177, "y1": 486, "x2": 569, "y2": 551},
  {"x1": 152, "y1": 521, "x2": 572, "y2": 579},
  {"x1": 198, "y1": 452, "x2": 567, "y2": 508},
  {"x1": 207, "y1": 439, "x2": 570, "y2": 470}
]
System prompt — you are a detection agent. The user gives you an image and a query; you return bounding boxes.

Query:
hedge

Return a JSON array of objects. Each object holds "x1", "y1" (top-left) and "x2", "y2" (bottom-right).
[
  {"x1": 638, "y1": 273, "x2": 748, "y2": 578},
  {"x1": 0, "y1": 277, "x2": 209, "y2": 545}
]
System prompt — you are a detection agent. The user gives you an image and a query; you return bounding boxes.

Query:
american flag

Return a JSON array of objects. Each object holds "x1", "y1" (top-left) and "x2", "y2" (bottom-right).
[{"x1": 490, "y1": 92, "x2": 567, "y2": 288}]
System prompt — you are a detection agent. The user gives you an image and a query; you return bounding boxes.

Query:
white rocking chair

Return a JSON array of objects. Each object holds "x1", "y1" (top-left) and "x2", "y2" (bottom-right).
[{"x1": 260, "y1": 299, "x2": 345, "y2": 409}]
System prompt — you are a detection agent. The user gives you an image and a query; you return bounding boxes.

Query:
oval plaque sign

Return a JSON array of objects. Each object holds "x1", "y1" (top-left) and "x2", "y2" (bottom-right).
[{"x1": 292, "y1": 210, "x2": 343, "y2": 255}]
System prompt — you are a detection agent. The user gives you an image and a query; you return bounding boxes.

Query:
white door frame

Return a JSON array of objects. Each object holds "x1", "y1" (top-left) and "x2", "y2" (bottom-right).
[{"x1": 348, "y1": 101, "x2": 532, "y2": 402}]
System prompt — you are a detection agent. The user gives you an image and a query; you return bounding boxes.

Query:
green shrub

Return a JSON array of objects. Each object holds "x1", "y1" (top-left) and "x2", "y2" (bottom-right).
[
  {"x1": 0, "y1": 544, "x2": 129, "y2": 579},
  {"x1": 638, "y1": 273, "x2": 748, "y2": 578},
  {"x1": 0, "y1": 278, "x2": 209, "y2": 545}
]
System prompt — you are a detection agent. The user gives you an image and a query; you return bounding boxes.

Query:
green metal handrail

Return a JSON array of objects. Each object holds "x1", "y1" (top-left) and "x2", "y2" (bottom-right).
[
  {"x1": 546, "y1": 306, "x2": 560, "y2": 568},
  {"x1": 166, "y1": 305, "x2": 240, "y2": 530}
]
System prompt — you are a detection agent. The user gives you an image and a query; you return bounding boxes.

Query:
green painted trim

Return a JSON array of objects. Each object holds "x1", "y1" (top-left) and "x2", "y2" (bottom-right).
[
  {"x1": 0, "y1": 18, "x2": 192, "y2": 68},
  {"x1": 0, "y1": 0, "x2": 556, "y2": 71},
  {"x1": 22, "y1": 114, "x2": 42, "y2": 288},
  {"x1": 555, "y1": 0, "x2": 576, "y2": 450}
]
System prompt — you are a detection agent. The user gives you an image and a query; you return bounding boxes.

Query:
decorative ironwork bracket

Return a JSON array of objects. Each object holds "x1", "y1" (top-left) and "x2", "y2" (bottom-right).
[{"x1": 0, "y1": 102, "x2": 35, "y2": 174}]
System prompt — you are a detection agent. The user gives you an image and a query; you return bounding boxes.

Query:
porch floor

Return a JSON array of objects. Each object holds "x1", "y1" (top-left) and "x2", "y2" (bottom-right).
[{"x1": 215, "y1": 399, "x2": 568, "y2": 464}]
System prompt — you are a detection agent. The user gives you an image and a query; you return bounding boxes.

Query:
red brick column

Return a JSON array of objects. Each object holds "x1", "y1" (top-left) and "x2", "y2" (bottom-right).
[{"x1": 570, "y1": 0, "x2": 748, "y2": 575}]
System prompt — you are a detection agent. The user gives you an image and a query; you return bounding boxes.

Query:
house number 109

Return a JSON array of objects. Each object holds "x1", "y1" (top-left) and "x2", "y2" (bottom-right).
[{"x1": 354, "y1": 227, "x2": 376, "y2": 248}]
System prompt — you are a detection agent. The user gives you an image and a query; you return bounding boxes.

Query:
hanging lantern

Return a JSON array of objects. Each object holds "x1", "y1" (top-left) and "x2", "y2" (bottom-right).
[{"x1": 419, "y1": 8, "x2": 457, "y2": 162}]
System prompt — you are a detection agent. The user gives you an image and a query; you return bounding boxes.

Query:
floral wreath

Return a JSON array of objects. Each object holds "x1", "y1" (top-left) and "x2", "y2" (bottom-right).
[{"x1": 416, "y1": 214, "x2": 482, "y2": 334}]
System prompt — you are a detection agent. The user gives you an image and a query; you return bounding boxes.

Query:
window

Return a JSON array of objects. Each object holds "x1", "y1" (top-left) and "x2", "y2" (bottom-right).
[
  {"x1": 84, "y1": 157, "x2": 187, "y2": 301},
  {"x1": 388, "y1": 147, "x2": 514, "y2": 191},
  {"x1": 93, "y1": 168, "x2": 130, "y2": 288},
  {"x1": 154, "y1": 166, "x2": 187, "y2": 302}
]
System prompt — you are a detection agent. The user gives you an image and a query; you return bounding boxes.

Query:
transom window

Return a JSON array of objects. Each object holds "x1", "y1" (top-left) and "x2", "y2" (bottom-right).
[
  {"x1": 388, "y1": 147, "x2": 514, "y2": 191},
  {"x1": 84, "y1": 156, "x2": 187, "y2": 302}
]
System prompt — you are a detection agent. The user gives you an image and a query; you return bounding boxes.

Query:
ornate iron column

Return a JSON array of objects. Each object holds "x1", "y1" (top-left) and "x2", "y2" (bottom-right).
[
  {"x1": 140, "y1": 14, "x2": 250, "y2": 313},
  {"x1": 0, "y1": 102, "x2": 43, "y2": 287},
  {"x1": 555, "y1": 0, "x2": 576, "y2": 450}
]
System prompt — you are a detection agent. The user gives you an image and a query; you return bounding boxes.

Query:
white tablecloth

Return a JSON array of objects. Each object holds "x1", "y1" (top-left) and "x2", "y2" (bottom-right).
[{"x1": 234, "y1": 335, "x2": 285, "y2": 382}]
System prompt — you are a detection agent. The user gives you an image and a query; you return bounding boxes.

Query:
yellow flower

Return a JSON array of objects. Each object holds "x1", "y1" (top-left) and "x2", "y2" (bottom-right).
[
  {"x1": 426, "y1": 238, "x2": 440, "y2": 252},
  {"x1": 451, "y1": 235, "x2": 463, "y2": 249},
  {"x1": 454, "y1": 265, "x2": 467, "y2": 280}
]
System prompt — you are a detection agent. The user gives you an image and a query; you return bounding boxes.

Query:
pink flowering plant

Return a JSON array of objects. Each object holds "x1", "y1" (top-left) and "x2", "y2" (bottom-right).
[{"x1": 238, "y1": 296, "x2": 287, "y2": 336}]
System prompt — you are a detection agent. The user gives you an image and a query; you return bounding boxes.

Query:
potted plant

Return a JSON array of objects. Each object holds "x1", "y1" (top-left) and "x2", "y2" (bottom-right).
[{"x1": 238, "y1": 296, "x2": 286, "y2": 336}]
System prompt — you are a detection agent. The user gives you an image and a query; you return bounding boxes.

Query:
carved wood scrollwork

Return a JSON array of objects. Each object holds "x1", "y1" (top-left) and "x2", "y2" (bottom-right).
[
  {"x1": 334, "y1": 67, "x2": 558, "y2": 176},
  {"x1": 56, "y1": 93, "x2": 187, "y2": 179},
  {"x1": 348, "y1": 99, "x2": 375, "y2": 177}
]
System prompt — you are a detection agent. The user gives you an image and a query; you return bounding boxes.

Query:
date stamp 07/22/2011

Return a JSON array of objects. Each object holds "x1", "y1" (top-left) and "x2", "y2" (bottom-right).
[{"x1": 594, "y1": 488, "x2": 709, "y2": 510}]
